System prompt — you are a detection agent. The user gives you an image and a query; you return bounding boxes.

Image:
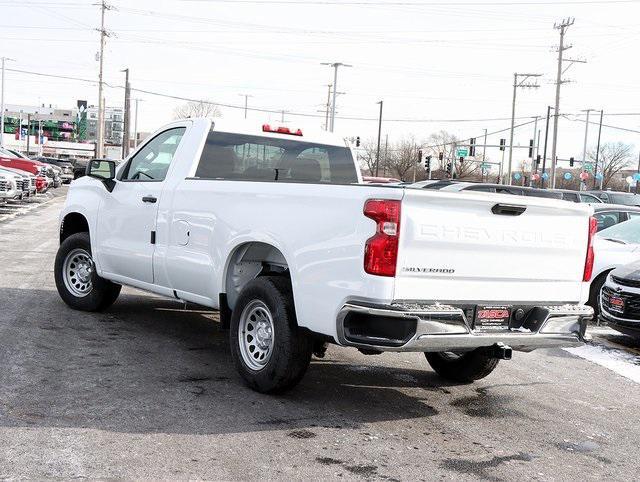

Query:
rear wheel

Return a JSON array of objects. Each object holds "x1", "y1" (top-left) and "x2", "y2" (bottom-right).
[
  {"x1": 230, "y1": 276, "x2": 312, "y2": 393},
  {"x1": 425, "y1": 349, "x2": 500, "y2": 383},
  {"x1": 54, "y1": 232, "x2": 121, "y2": 312}
]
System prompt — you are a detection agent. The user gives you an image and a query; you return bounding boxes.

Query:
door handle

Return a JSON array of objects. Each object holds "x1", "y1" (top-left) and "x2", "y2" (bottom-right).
[
  {"x1": 491, "y1": 203, "x2": 526, "y2": 216},
  {"x1": 142, "y1": 196, "x2": 157, "y2": 203}
]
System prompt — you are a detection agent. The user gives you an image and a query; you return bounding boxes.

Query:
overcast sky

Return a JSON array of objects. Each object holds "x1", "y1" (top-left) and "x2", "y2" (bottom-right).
[{"x1": 1, "y1": 0, "x2": 639, "y2": 164}]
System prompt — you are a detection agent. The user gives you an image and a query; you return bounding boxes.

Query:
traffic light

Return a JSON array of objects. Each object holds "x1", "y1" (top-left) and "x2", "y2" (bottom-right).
[
  {"x1": 459, "y1": 156, "x2": 464, "y2": 165},
  {"x1": 438, "y1": 152, "x2": 444, "y2": 161},
  {"x1": 536, "y1": 154, "x2": 541, "y2": 167},
  {"x1": 469, "y1": 138, "x2": 476, "y2": 157},
  {"x1": 528, "y1": 139, "x2": 534, "y2": 158},
  {"x1": 446, "y1": 162, "x2": 452, "y2": 175},
  {"x1": 499, "y1": 139, "x2": 506, "y2": 151},
  {"x1": 417, "y1": 149, "x2": 423, "y2": 164},
  {"x1": 425, "y1": 155, "x2": 431, "y2": 171},
  {"x1": 356, "y1": 136, "x2": 360, "y2": 147},
  {"x1": 569, "y1": 157, "x2": 575, "y2": 167}
]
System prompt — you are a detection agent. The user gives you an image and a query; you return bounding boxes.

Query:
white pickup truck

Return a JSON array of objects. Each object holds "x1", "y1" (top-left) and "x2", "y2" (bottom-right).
[{"x1": 55, "y1": 118, "x2": 595, "y2": 393}]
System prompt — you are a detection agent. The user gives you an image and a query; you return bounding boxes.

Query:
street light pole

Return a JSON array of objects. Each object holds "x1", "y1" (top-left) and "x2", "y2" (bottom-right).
[
  {"x1": 0, "y1": 57, "x2": 15, "y2": 148},
  {"x1": 239, "y1": 94, "x2": 253, "y2": 119},
  {"x1": 375, "y1": 100, "x2": 383, "y2": 177}
]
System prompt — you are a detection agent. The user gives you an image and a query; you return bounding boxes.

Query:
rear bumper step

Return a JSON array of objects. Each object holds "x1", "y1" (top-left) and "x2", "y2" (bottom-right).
[{"x1": 337, "y1": 301, "x2": 592, "y2": 352}]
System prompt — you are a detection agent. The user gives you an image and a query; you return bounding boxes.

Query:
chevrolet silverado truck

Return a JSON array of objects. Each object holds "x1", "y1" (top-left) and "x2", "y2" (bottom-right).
[{"x1": 55, "y1": 118, "x2": 595, "y2": 393}]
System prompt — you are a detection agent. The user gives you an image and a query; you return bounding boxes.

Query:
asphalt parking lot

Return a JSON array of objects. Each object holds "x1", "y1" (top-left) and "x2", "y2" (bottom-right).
[{"x1": 1, "y1": 194, "x2": 639, "y2": 480}]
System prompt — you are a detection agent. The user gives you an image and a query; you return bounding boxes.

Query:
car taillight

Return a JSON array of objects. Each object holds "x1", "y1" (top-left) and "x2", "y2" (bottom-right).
[
  {"x1": 262, "y1": 124, "x2": 303, "y2": 136},
  {"x1": 363, "y1": 199, "x2": 401, "y2": 277},
  {"x1": 583, "y1": 216, "x2": 597, "y2": 282}
]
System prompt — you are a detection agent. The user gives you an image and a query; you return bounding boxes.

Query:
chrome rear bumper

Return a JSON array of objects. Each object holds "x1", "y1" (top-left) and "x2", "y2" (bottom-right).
[{"x1": 337, "y1": 301, "x2": 592, "y2": 353}]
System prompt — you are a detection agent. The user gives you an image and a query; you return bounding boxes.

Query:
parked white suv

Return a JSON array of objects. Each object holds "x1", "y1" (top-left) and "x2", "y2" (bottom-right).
[{"x1": 55, "y1": 119, "x2": 595, "y2": 393}]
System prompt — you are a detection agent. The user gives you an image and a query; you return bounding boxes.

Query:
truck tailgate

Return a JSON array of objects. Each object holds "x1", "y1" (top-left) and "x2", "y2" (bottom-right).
[{"x1": 394, "y1": 189, "x2": 591, "y2": 303}]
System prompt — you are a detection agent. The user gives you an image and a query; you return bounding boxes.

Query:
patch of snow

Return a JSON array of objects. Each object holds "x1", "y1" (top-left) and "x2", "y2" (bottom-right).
[{"x1": 564, "y1": 344, "x2": 640, "y2": 384}]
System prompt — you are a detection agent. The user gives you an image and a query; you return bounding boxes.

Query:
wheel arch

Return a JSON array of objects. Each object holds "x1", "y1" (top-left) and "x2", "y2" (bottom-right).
[
  {"x1": 223, "y1": 241, "x2": 291, "y2": 311},
  {"x1": 60, "y1": 212, "x2": 90, "y2": 244}
]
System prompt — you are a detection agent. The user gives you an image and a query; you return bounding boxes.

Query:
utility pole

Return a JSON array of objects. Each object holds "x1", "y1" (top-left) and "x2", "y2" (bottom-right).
[
  {"x1": 239, "y1": 93, "x2": 253, "y2": 119},
  {"x1": 133, "y1": 98, "x2": 142, "y2": 148},
  {"x1": 541, "y1": 106, "x2": 552, "y2": 188},
  {"x1": 482, "y1": 128, "x2": 488, "y2": 183},
  {"x1": 593, "y1": 109, "x2": 604, "y2": 188},
  {"x1": 121, "y1": 68, "x2": 130, "y2": 159},
  {"x1": 0, "y1": 57, "x2": 15, "y2": 147},
  {"x1": 324, "y1": 84, "x2": 331, "y2": 131},
  {"x1": 550, "y1": 18, "x2": 585, "y2": 188},
  {"x1": 321, "y1": 62, "x2": 352, "y2": 132},
  {"x1": 96, "y1": 0, "x2": 113, "y2": 159},
  {"x1": 375, "y1": 100, "x2": 383, "y2": 176},
  {"x1": 506, "y1": 73, "x2": 541, "y2": 184}
]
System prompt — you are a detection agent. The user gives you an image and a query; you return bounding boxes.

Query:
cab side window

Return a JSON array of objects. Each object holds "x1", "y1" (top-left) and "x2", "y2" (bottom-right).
[{"x1": 122, "y1": 128, "x2": 186, "y2": 181}]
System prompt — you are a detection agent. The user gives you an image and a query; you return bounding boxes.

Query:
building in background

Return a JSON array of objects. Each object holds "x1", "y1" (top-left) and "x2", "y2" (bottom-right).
[
  {"x1": 85, "y1": 105, "x2": 123, "y2": 146},
  {"x1": 0, "y1": 101, "x2": 124, "y2": 159}
]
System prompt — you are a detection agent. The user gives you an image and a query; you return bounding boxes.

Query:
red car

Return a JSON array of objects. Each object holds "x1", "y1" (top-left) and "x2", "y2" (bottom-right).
[{"x1": 0, "y1": 148, "x2": 49, "y2": 193}]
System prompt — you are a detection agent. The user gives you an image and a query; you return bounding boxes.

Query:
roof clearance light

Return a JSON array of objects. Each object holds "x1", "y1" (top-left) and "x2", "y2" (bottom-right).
[{"x1": 262, "y1": 124, "x2": 303, "y2": 136}]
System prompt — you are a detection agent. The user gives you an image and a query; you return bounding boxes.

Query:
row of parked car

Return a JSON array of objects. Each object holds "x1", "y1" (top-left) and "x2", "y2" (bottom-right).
[{"x1": 0, "y1": 147, "x2": 88, "y2": 202}]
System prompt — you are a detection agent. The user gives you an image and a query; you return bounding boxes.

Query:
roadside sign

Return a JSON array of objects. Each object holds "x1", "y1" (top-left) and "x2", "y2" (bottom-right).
[
  {"x1": 513, "y1": 173, "x2": 522, "y2": 181},
  {"x1": 584, "y1": 162, "x2": 594, "y2": 173},
  {"x1": 456, "y1": 148, "x2": 468, "y2": 157}
]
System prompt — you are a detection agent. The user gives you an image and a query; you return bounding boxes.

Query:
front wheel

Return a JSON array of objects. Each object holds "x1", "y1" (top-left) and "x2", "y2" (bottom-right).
[
  {"x1": 54, "y1": 232, "x2": 121, "y2": 312},
  {"x1": 230, "y1": 276, "x2": 312, "y2": 393},
  {"x1": 425, "y1": 349, "x2": 500, "y2": 383}
]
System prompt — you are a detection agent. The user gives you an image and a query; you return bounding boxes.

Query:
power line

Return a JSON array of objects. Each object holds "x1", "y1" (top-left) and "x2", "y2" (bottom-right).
[
  {"x1": 4, "y1": 67, "x2": 640, "y2": 127},
  {"x1": 178, "y1": 0, "x2": 640, "y2": 5}
]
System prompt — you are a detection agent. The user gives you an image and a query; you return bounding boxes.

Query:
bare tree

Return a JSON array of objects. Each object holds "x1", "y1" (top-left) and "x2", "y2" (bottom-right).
[
  {"x1": 588, "y1": 142, "x2": 633, "y2": 189},
  {"x1": 387, "y1": 137, "x2": 419, "y2": 181},
  {"x1": 356, "y1": 139, "x2": 379, "y2": 176},
  {"x1": 173, "y1": 100, "x2": 222, "y2": 120},
  {"x1": 456, "y1": 155, "x2": 481, "y2": 179},
  {"x1": 423, "y1": 130, "x2": 458, "y2": 171}
]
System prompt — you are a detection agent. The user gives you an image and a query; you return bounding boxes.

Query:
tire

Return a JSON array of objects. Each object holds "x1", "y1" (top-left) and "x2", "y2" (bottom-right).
[
  {"x1": 230, "y1": 276, "x2": 312, "y2": 394},
  {"x1": 587, "y1": 272, "x2": 609, "y2": 319},
  {"x1": 54, "y1": 232, "x2": 121, "y2": 312},
  {"x1": 425, "y1": 349, "x2": 500, "y2": 383}
]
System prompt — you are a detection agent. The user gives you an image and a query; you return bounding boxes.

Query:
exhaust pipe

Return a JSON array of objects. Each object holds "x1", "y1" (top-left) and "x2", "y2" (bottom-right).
[{"x1": 491, "y1": 342, "x2": 512, "y2": 360}]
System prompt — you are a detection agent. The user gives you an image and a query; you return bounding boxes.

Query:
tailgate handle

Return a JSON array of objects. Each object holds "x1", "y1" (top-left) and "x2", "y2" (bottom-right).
[{"x1": 491, "y1": 203, "x2": 526, "y2": 216}]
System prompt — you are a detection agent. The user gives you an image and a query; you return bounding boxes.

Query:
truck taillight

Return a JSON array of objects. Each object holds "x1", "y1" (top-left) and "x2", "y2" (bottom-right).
[
  {"x1": 583, "y1": 216, "x2": 597, "y2": 282},
  {"x1": 363, "y1": 199, "x2": 401, "y2": 277}
]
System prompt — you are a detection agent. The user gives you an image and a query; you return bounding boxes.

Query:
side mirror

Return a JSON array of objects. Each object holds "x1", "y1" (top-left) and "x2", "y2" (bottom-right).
[{"x1": 86, "y1": 159, "x2": 116, "y2": 192}]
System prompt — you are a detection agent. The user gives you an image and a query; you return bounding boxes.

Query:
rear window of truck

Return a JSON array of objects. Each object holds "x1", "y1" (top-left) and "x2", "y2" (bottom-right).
[{"x1": 194, "y1": 131, "x2": 358, "y2": 184}]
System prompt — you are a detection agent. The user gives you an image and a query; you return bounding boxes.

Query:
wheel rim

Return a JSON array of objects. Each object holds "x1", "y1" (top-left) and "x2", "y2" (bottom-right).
[
  {"x1": 238, "y1": 300, "x2": 275, "y2": 371},
  {"x1": 62, "y1": 248, "x2": 94, "y2": 297}
]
